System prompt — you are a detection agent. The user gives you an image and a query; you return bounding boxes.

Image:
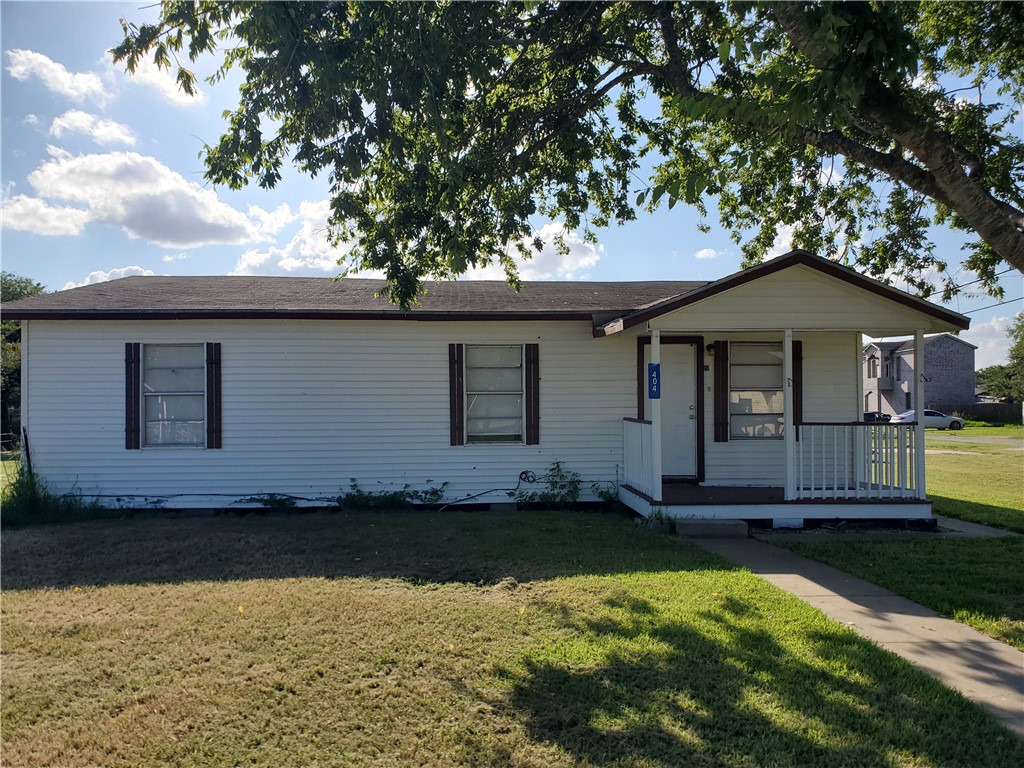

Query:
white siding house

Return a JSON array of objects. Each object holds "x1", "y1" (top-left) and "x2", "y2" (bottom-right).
[{"x1": 7, "y1": 251, "x2": 968, "y2": 526}]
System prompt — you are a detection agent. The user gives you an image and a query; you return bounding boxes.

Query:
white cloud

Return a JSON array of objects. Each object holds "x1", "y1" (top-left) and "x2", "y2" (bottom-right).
[
  {"x1": 465, "y1": 222, "x2": 602, "y2": 281},
  {"x1": 162, "y1": 252, "x2": 190, "y2": 263},
  {"x1": 6, "y1": 49, "x2": 108, "y2": 104},
  {"x1": 766, "y1": 224, "x2": 795, "y2": 259},
  {"x1": 962, "y1": 315, "x2": 1013, "y2": 369},
  {"x1": 231, "y1": 200, "x2": 352, "y2": 276},
  {"x1": 7, "y1": 150, "x2": 262, "y2": 248},
  {"x1": 230, "y1": 213, "x2": 602, "y2": 282},
  {"x1": 63, "y1": 265, "x2": 155, "y2": 290},
  {"x1": 248, "y1": 203, "x2": 297, "y2": 237},
  {"x1": 694, "y1": 247, "x2": 719, "y2": 260},
  {"x1": 1, "y1": 194, "x2": 91, "y2": 236},
  {"x1": 124, "y1": 57, "x2": 206, "y2": 106},
  {"x1": 23, "y1": 114, "x2": 39, "y2": 126},
  {"x1": 50, "y1": 110, "x2": 136, "y2": 146}
]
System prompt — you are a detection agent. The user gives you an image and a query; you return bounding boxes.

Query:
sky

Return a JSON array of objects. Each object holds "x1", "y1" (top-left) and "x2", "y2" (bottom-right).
[{"x1": 2, "y1": 1, "x2": 1021, "y2": 368}]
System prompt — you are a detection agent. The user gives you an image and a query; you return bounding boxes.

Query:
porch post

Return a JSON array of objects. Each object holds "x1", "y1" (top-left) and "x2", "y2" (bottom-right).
[
  {"x1": 650, "y1": 329, "x2": 663, "y2": 502},
  {"x1": 914, "y1": 329, "x2": 926, "y2": 499},
  {"x1": 783, "y1": 329, "x2": 796, "y2": 500}
]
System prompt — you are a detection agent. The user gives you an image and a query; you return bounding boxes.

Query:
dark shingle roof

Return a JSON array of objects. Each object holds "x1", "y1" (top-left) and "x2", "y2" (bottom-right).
[{"x1": 2, "y1": 276, "x2": 708, "y2": 321}]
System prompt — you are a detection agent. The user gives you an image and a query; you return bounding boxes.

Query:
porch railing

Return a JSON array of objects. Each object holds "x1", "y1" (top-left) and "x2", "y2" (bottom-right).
[
  {"x1": 623, "y1": 418, "x2": 657, "y2": 499},
  {"x1": 796, "y1": 422, "x2": 920, "y2": 500}
]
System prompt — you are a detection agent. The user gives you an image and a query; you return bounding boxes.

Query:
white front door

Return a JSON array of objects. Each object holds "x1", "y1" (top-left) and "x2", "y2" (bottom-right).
[{"x1": 645, "y1": 342, "x2": 698, "y2": 477}]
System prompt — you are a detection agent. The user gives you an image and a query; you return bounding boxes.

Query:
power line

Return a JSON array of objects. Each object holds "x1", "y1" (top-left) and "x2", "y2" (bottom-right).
[
  {"x1": 923, "y1": 268, "x2": 1016, "y2": 299},
  {"x1": 962, "y1": 297, "x2": 1023, "y2": 314}
]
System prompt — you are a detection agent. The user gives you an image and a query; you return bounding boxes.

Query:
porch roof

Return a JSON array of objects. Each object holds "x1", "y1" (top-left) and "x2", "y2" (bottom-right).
[{"x1": 594, "y1": 250, "x2": 969, "y2": 337}]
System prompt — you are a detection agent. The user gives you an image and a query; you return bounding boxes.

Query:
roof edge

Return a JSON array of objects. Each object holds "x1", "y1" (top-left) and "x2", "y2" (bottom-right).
[
  {"x1": 596, "y1": 250, "x2": 970, "y2": 335},
  {"x1": 6, "y1": 308, "x2": 599, "y2": 323}
]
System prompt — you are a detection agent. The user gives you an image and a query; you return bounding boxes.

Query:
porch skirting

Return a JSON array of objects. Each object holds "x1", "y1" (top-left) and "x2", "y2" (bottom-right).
[{"x1": 619, "y1": 483, "x2": 933, "y2": 522}]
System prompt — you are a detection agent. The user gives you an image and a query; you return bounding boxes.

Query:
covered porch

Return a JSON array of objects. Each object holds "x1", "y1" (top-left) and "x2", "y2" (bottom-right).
[
  {"x1": 593, "y1": 252, "x2": 968, "y2": 527},
  {"x1": 622, "y1": 415, "x2": 929, "y2": 524}
]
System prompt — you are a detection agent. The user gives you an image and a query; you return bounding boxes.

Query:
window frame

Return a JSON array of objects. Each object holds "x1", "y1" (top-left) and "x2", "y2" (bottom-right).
[
  {"x1": 463, "y1": 344, "x2": 526, "y2": 444},
  {"x1": 141, "y1": 342, "x2": 208, "y2": 449},
  {"x1": 728, "y1": 342, "x2": 785, "y2": 440},
  {"x1": 450, "y1": 342, "x2": 540, "y2": 444}
]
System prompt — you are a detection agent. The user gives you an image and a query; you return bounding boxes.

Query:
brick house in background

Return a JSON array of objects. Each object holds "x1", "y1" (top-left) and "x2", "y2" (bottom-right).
[{"x1": 863, "y1": 333, "x2": 977, "y2": 415}]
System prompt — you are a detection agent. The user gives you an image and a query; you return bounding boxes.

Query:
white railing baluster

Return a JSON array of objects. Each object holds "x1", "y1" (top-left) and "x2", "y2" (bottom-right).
[{"x1": 808, "y1": 422, "x2": 931, "y2": 501}]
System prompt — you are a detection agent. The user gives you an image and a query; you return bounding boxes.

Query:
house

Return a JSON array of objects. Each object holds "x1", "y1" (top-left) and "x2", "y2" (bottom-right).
[
  {"x1": 863, "y1": 334, "x2": 976, "y2": 416},
  {"x1": 5, "y1": 250, "x2": 968, "y2": 526}
]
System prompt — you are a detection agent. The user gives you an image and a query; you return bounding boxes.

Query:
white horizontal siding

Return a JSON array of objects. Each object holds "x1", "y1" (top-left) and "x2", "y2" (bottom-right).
[
  {"x1": 23, "y1": 320, "x2": 866, "y2": 509},
  {"x1": 23, "y1": 320, "x2": 638, "y2": 506},
  {"x1": 650, "y1": 266, "x2": 939, "y2": 334}
]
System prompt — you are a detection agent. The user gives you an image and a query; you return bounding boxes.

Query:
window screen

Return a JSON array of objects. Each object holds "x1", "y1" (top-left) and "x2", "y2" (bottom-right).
[
  {"x1": 465, "y1": 345, "x2": 523, "y2": 442},
  {"x1": 143, "y1": 344, "x2": 206, "y2": 446},
  {"x1": 729, "y1": 343, "x2": 784, "y2": 438}
]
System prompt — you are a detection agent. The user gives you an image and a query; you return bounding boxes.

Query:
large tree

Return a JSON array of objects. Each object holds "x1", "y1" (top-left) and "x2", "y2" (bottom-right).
[
  {"x1": 1, "y1": 272, "x2": 45, "y2": 447},
  {"x1": 114, "y1": 1, "x2": 1024, "y2": 306}
]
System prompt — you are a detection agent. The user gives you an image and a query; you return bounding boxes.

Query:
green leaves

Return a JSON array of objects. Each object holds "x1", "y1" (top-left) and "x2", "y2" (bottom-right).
[{"x1": 111, "y1": 0, "x2": 1022, "y2": 307}]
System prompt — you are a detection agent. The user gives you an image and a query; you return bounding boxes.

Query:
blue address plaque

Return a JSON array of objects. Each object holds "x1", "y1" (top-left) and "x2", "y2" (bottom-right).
[{"x1": 647, "y1": 363, "x2": 661, "y2": 400}]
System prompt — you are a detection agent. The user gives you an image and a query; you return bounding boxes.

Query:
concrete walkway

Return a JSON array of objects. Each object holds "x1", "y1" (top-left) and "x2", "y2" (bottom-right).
[{"x1": 696, "y1": 536, "x2": 1024, "y2": 738}]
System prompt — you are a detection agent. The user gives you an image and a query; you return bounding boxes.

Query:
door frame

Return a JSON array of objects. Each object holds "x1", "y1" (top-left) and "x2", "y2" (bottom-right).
[{"x1": 637, "y1": 336, "x2": 705, "y2": 482}]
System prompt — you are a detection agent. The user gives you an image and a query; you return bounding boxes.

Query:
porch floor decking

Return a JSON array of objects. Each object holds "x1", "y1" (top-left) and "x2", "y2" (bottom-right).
[{"x1": 660, "y1": 483, "x2": 785, "y2": 505}]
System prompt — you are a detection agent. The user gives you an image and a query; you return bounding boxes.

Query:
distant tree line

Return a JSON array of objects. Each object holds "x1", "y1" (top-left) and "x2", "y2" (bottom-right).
[
  {"x1": 1, "y1": 272, "x2": 45, "y2": 449},
  {"x1": 975, "y1": 313, "x2": 1024, "y2": 402}
]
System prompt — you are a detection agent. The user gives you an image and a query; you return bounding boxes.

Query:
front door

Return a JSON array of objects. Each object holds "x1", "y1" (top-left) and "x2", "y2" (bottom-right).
[{"x1": 644, "y1": 342, "x2": 698, "y2": 478}]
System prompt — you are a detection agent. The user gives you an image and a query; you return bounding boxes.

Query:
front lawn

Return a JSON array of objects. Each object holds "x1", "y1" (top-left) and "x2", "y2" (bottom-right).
[
  {"x1": 782, "y1": 537, "x2": 1024, "y2": 651},
  {"x1": 925, "y1": 428, "x2": 1023, "y2": 533},
  {"x1": 3, "y1": 512, "x2": 1022, "y2": 766},
  {"x1": 782, "y1": 429, "x2": 1024, "y2": 651}
]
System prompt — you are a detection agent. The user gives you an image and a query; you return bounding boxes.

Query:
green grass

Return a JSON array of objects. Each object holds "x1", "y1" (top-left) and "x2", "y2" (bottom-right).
[
  {"x1": 3, "y1": 512, "x2": 1021, "y2": 766},
  {"x1": 782, "y1": 429, "x2": 1024, "y2": 651},
  {"x1": 959, "y1": 422, "x2": 1024, "y2": 437},
  {"x1": 925, "y1": 430, "x2": 1024, "y2": 533},
  {"x1": 1, "y1": 458, "x2": 18, "y2": 490},
  {"x1": 782, "y1": 537, "x2": 1024, "y2": 651}
]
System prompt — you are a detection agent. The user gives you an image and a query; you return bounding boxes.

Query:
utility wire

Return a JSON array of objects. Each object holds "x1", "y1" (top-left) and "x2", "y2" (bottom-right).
[
  {"x1": 962, "y1": 297, "x2": 1022, "y2": 314},
  {"x1": 923, "y1": 268, "x2": 1015, "y2": 300}
]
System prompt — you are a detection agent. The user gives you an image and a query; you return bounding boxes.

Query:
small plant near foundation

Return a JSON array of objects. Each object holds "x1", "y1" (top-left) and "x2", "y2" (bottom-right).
[
  {"x1": 514, "y1": 461, "x2": 581, "y2": 507},
  {"x1": 0, "y1": 464, "x2": 108, "y2": 528},
  {"x1": 642, "y1": 507, "x2": 676, "y2": 534},
  {"x1": 239, "y1": 493, "x2": 299, "y2": 512},
  {"x1": 591, "y1": 481, "x2": 619, "y2": 504},
  {"x1": 341, "y1": 479, "x2": 449, "y2": 510}
]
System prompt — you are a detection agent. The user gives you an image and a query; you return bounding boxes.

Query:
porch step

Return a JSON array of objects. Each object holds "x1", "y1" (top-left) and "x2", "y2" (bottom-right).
[{"x1": 673, "y1": 519, "x2": 749, "y2": 539}]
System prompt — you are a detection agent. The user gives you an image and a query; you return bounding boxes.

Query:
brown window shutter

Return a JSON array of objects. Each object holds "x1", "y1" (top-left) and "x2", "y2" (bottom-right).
[
  {"x1": 713, "y1": 340, "x2": 729, "y2": 442},
  {"x1": 792, "y1": 340, "x2": 803, "y2": 439},
  {"x1": 448, "y1": 343, "x2": 465, "y2": 446},
  {"x1": 525, "y1": 343, "x2": 540, "y2": 445},
  {"x1": 206, "y1": 342, "x2": 223, "y2": 449},
  {"x1": 125, "y1": 342, "x2": 141, "y2": 449}
]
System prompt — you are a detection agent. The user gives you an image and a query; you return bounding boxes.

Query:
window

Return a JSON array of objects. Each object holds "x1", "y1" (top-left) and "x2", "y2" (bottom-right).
[
  {"x1": 867, "y1": 356, "x2": 879, "y2": 378},
  {"x1": 465, "y1": 345, "x2": 524, "y2": 442},
  {"x1": 448, "y1": 343, "x2": 539, "y2": 445},
  {"x1": 729, "y1": 343, "x2": 784, "y2": 438},
  {"x1": 143, "y1": 344, "x2": 206, "y2": 446},
  {"x1": 125, "y1": 342, "x2": 221, "y2": 449}
]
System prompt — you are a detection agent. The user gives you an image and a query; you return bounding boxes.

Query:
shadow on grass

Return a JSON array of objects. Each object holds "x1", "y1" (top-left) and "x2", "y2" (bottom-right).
[
  {"x1": 784, "y1": 535, "x2": 1024, "y2": 651},
  {"x1": 498, "y1": 594, "x2": 1023, "y2": 767},
  {"x1": 0, "y1": 509, "x2": 729, "y2": 590},
  {"x1": 931, "y1": 495, "x2": 1024, "y2": 535}
]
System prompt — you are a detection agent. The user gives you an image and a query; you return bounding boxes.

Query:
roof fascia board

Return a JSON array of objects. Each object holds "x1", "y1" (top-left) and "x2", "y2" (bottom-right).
[
  {"x1": 598, "y1": 250, "x2": 968, "y2": 335},
  {"x1": 4, "y1": 309, "x2": 597, "y2": 322}
]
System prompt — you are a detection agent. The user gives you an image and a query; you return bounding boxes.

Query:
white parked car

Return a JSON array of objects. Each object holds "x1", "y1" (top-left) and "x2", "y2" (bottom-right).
[{"x1": 890, "y1": 410, "x2": 965, "y2": 430}]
